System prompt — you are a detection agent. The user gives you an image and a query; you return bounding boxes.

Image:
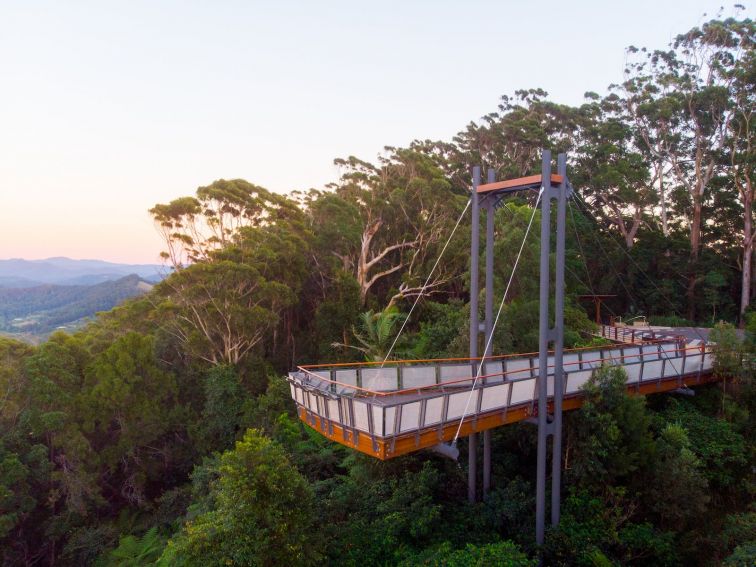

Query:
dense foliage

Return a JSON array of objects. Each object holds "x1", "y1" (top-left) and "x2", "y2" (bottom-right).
[{"x1": 0, "y1": 12, "x2": 754, "y2": 566}]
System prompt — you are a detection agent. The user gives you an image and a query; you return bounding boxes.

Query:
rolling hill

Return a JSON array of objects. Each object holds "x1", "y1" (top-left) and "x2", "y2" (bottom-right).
[
  {"x1": 0, "y1": 257, "x2": 167, "y2": 287},
  {"x1": 0, "y1": 274, "x2": 154, "y2": 339}
]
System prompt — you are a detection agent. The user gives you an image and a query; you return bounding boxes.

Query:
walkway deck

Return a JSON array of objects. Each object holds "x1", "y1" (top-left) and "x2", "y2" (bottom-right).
[{"x1": 287, "y1": 336, "x2": 716, "y2": 459}]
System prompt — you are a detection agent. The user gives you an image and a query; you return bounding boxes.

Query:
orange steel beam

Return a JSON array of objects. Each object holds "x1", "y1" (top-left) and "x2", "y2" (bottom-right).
[
  {"x1": 296, "y1": 370, "x2": 720, "y2": 460},
  {"x1": 476, "y1": 174, "x2": 563, "y2": 194}
]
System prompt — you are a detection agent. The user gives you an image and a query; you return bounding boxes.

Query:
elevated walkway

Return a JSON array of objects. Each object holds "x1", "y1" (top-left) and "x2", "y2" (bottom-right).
[
  {"x1": 287, "y1": 336, "x2": 716, "y2": 460},
  {"x1": 597, "y1": 323, "x2": 687, "y2": 344}
]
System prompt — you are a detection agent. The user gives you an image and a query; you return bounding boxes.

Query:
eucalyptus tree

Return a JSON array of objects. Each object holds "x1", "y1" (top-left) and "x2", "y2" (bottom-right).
[
  {"x1": 725, "y1": 21, "x2": 755, "y2": 325},
  {"x1": 617, "y1": 58, "x2": 681, "y2": 238},
  {"x1": 573, "y1": 92, "x2": 655, "y2": 249},
  {"x1": 324, "y1": 148, "x2": 465, "y2": 306},
  {"x1": 149, "y1": 179, "x2": 287, "y2": 269},
  {"x1": 155, "y1": 257, "x2": 293, "y2": 366},
  {"x1": 422, "y1": 89, "x2": 581, "y2": 196},
  {"x1": 151, "y1": 181, "x2": 309, "y2": 367},
  {"x1": 305, "y1": 191, "x2": 363, "y2": 279},
  {"x1": 621, "y1": 13, "x2": 754, "y2": 317}
]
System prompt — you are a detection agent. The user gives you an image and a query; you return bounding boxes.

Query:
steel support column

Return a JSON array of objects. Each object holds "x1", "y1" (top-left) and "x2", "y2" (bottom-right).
[
  {"x1": 535, "y1": 150, "x2": 568, "y2": 546},
  {"x1": 470, "y1": 151, "x2": 569, "y2": 527},
  {"x1": 468, "y1": 166, "x2": 481, "y2": 504},
  {"x1": 551, "y1": 154, "x2": 567, "y2": 526},
  {"x1": 535, "y1": 151, "x2": 552, "y2": 546},
  {"x1": 483, "y1": 167, "x2": 496, "y2": 497}
]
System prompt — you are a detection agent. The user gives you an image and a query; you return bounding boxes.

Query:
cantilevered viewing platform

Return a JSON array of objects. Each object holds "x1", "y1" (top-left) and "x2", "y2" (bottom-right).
[
  {"x1": 287, "y1": 334, "x2": 715, "y2": 460},
  {"x1": 287, "y1": 149, "x2": 725, "y2": 545}
]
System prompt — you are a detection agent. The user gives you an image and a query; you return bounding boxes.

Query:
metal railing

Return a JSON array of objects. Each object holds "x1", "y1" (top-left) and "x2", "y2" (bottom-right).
[
  {"x1": 288, "y1": 342, "x2": 712, "y2": 443},
  {"x1": 598, "y1": 324, "x2": 688, "y2": 346}
]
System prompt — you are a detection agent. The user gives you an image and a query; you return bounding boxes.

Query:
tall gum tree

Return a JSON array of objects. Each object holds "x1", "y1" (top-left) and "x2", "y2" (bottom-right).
[
  {"x1": 619, "y1": 59, "x2": 681, "y2": 238},
  {"x1": 422, "y1": 89, "x2": 580, "y2": 194},
  {"x1": 149, "y1": 179, "x2": 286, "y2": 269},
  {"x1": 622, "y1": 14, "x2": 753, "y2": 318},
  {"x1": 573, "y1": 92, "x2": 655, "y2": 249},
  {"x1": 150, "y1": 181, "x2": 304, "y2": 366},
  {"x1": 725, "y1": 20, "x2": 755, "y2": 325},
  {"x1": 325, "y1": 149, "x2": 464, "y2": 306}
]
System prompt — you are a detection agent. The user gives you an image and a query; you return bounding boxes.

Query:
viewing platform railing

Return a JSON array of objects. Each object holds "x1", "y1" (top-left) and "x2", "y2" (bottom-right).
[
  {"x1": 287, "y1": 341, "x2": 714, "y2": 459},
  {"x1": 598, "y1": 323, "x2": 688, "y2": 345}
]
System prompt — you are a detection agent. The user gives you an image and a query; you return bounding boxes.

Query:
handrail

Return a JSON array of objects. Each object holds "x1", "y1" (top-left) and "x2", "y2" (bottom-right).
[
  {"x1": 300, "y1": 334, "x2": 677, "y2": 371},
  {"x1": 599, "y1": 324, "x2": 687, "y2": 346},
  {"x1": 294, "y1": 343, "x2": 708, "y2": 398}
]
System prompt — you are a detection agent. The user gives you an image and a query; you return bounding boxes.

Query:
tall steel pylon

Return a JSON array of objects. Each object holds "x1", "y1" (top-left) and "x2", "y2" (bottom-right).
[{"x1": 468, "y1": 149, "x2": 569, "y2": 547}]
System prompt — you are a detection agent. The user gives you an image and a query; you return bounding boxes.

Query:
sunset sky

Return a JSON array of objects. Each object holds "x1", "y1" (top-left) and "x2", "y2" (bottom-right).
[{"x1": 0, "y1": 0, "x2": 733, "y2": 264}]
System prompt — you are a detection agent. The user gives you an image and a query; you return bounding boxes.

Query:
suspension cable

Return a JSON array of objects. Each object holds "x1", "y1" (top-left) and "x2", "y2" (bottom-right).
[
  {"x1": 570, "y1": 197, "x2": 688, "y2": 373},
  {"x1": 572, "y1": 194, "x2": 708, "y2": 347},
  {"x1": 569, "y1": 199, "x2": 640, "y2": 309},
  {"x1": 573, "y1": 193, "x2": 685, "y2": 303},
  {"x1": 504, "y1": 196, "x2": 612, "y2": 317},
  {"x1": 569, "y1": 200, "x2": 598, "y2": 298},
  {"x1": 567, "y1": 198, "x2": 623, "y2": 321},
  {"x1": 380, "y1": 198, "x2": 472, "y2": 368},
  {"x1": 452, "y1": 187, "x2": 544, "y2": 445}
]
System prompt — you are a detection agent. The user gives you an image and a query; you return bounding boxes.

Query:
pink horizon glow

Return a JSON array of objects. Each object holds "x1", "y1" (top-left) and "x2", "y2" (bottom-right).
[{"x1": 0, "y1": 1, "x2": 729, "y2": 265}]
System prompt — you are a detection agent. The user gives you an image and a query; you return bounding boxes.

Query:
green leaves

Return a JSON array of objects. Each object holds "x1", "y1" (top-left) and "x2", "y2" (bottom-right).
[
  {"x1": 398, "y1": 540, "x2": 535, "y2": 567},
  {"x1": 195, "y1": 365, "x2": 244, "y2": 454},
  {"x1": 0, "y1": 12, "x2": 753, "y2": 566},
  {"x1": 567, "y1": 365, "x2": 655, "y2": 490},
  {"x1": 157, "y1": 260, "x2": 292, "y2": 365},
  {"x1": 162, "y1": 429, "x2": 320, "y2": 566},
  {"x1": 105, "y1": 527, "x2": 166, "y2": 566},
  {"x1": 150, "y1": 179, "x2": 290, "y2": 268},
  {"x1": 659, "y1": 399, "x2": 748, "y2": 493},
  {"x1": 81, "y1": 333, "x2": 180, "y2": 504},
  {"x1": 542, "y1": 490, "x2": 678, "y2": 566},
  {"x1": 645, "y1": 423, "x2": 709, "y2": 529},
  {"x1": 333, "y1": 307, "x2": 407, "y2": 362}
]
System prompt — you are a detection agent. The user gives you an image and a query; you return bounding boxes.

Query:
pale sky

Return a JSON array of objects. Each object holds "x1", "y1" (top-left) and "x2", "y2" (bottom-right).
[{"x1": 0, "y1": 0, "x2": 743, "y2": 264}]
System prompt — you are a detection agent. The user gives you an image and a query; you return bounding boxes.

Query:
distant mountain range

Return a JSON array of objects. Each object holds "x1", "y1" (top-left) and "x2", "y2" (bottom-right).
[
  {"x1": 0, "y1": 257, "x2": 168, "y2": 287},
  {"x1": 0, "y1": 274, "x2": 155, "y2": 340}
]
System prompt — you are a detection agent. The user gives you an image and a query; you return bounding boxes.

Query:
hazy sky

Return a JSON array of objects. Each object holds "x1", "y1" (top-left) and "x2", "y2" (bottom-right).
[{"x1": 0, "y1": 0, "x2": 742, "y2": 264}]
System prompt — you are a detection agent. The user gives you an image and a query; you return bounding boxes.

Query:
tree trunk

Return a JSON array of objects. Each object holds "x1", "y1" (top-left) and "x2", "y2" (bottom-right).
[
  {"x1": 626, "y1": 208, "x2": 642, "y2": 250},
  {"x1": 357, "y1": 220, "x2": 382, "y2": 304},
  {"x1": 690, "y1": 185, "x2": 704, "y2": 261},
  {"x1": 687, "y1": 271, "x2": 698, "y2": 322},
  {"x1": 609, "y1": 203, "x2": 641, "y2": 250},
  {"x1": 741, "y1": 192, "x2": 753, "y2": 327},
  {"x1": 355, "y1": 217, "x2": 417, "y2": 305},
  {"x1": 738, "y1": 242, "x2": 753, "y2": 329},
  {"x1": 687, "y1": 192, "x2": 704, "y2": 321},
  {"x1": 658, "y1": 161, "x2": 669, "y2": 237}
]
